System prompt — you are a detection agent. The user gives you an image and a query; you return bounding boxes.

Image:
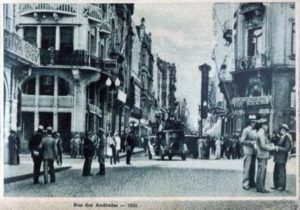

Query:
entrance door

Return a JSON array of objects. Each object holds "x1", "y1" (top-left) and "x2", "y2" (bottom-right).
[
  {"x1": 58, "y1": 113, "x2": 71, "y2": 152},
  {"x1": 21, "y1": 112, "x2": 34, "y2": 151},
  {"x1": 39, "y1": 112, "x2": 53, "y2": 129}
]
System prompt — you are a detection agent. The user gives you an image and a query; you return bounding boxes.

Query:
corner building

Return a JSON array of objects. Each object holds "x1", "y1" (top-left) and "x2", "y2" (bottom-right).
[{"x1": 14, "y1": 3, "x2": 134, "y2": 152}]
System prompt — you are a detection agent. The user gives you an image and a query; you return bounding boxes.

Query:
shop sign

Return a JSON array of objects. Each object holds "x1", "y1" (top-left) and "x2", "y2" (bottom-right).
[
  {"x1": 259, "y1": 108, "x2": 270, "y2": 114},
  {"x1": 88, "y1": 103, "x2": 102, "y2": 117},
  {"x1": 103, "y1": 59, "x2": 118, "y2": 75},
  {"x1": 117, "y1": 90, "x2": 127, "y2": 103},
  {"x1": 4, "y1": 30, "x2": 40, "y2": 65},
  {"x1": 231, "y1": 96, "x2": 271, "y2": 109}
]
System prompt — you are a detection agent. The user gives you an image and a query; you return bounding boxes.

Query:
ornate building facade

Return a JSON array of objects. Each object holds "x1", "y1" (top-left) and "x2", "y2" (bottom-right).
[{"x1": 9, "y1": 3, "x2": 134, "y2": 152}]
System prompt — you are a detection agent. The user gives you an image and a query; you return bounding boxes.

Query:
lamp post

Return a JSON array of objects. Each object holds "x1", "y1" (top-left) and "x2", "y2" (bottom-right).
[
  {"x1": 105, "y1": 77, "x2": 112, "y2": 133},
  {"x1": 106, "y1": 77, "x2": 120, "y2": 134}
]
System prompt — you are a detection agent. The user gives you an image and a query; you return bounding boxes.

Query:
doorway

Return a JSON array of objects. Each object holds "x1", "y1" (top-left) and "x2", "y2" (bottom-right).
[
  {"x1": 39, "y1": 112, "x2": 53, "y2": 129},
  {"x1": 58, "y1": 113, "x2": 71, "y2": 152}
]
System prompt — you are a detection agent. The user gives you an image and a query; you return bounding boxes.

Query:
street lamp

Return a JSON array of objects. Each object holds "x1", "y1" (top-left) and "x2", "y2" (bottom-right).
[{"x1": 105, "y1": 77, "x2": 112, "y2": 133}]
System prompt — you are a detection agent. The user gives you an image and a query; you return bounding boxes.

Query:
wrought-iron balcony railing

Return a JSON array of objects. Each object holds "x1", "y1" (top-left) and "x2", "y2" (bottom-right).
[
  {"x1": 22, "y1": 94, "x2": 74, "y2": 108},
  {"x1": 236, "y1": 54, "x2": 267, "y2": 71},
  {"x1": 40, "y1": 49, "x2": 105, "y2": 68},
  {"x1": 4, "y1": 29, "x2": 40, "y2": 66},
  {"x1": 19, "y1": 4, "x2": 77, "y2": 16}
]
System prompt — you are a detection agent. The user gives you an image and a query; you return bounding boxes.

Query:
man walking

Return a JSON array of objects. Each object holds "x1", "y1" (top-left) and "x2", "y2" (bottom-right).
[
  {"x1": 256, "y1": 118, "x2": 275, "y2": 193},
  {"x1": 41, "y1": 127, "x2": 58, "y2": 184},
  {"x1": 96, "y1": 128, "x2": 106, "y2": 175},
  {"x1": 126, "y1": 128, "x2": 136, "y2": 165},
  {"x1": 272, "y1": 124, "x2": 292, "y2": 191},
  {"x1": 240, "y1": 118, "x2": 257, "y2": 190},
  {"x1": 29, "y1": 125, "x2": 44, "y2": 184},
  {"x1": 82, "y1": 131, "x2": 95, "y2": 176}
]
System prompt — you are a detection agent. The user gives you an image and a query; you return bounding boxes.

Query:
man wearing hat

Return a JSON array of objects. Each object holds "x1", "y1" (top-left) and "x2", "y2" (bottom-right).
[
  {"x1": 240, "y1": 118, "x2": 258, "y2": 190},
  {"x1": 96, "y1": 128, "x2": 106, "y2": 175},
  {"x1": 41, "y1": 127, "x2": 58, "y2": 184},
  {"x1": 255, "y1": 118, "x2": 275, "y2": 193},
  {"x1": 272, "y1": 124, "x2": 292, "y2": 191},
  {"x1": 29, "y1": 125, "x2": 44, "y2": 184}
]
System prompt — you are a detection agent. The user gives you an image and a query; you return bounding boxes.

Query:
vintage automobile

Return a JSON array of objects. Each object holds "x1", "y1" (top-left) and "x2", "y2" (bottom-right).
[{"x1": 148, "y1": 130, "x2": 188, "y2": 160}]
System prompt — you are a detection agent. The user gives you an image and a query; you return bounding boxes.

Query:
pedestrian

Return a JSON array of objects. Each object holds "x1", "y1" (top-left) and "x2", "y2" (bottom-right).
[
  {"x1": 126, "y1": 127, "x2": 136, "y2": 165},
  {"x1": 114, "y1": 132, "x2": 121, "y2": 163},
  {"x1": 70, "y1": 134, "x2": 79, "y2": 158},
  {"x1": 272, "y1": 124, "x2": 292, "y2": 191},
  {"x1": 220, "y1": 136, "x2": 225, "y2": 158},
  {"x1": 215, "y1": 137, "x2": 221, "y2": 159},
  {"x1": 82, "y1": 131, "x2": 95, "y2": 176},
  {"x1": 107, "y1": 132, "x2": 116, "y2": 165},
  {"x1": 255, "y1": 118, "x2": 275, "y2": 193},
  {"x1": 240, "y1": 118, "x2": 257, "y2": 190},
  {"x1": 225, "y1": 137, "x2": 232, "y2": 159},
  {"x1": 8, "y1": 130, "x2": 20, "y2": 165},
  {"x1": 270, "y1": 131, "x2": 280, "y2": 156},
  {"x1": 96, "y1": 128, "x2": 106, "y2": 175},
  {"x1": 53, "y1": 132, "x2": 63, "y2": 165},
  {"x1": 28, "y1": 125, "x2": 44, "y2": 184},
  {"x1": 41, "y1": 127, "x2": 58, "y2": 184}
]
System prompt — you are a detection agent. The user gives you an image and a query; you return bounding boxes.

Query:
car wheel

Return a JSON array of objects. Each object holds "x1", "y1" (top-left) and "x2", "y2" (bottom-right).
[
  {"x1": 168, "y1": 155, "x2": 172, "y2": 160},
  {"x1": 181, "y1": 153, "x2": 186, "y2": 161}
]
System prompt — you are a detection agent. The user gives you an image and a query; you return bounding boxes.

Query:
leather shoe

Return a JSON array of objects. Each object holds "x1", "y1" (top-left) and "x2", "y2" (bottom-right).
[
  {"x1": 277, "y1": 187, "x2": 285, "y2": 191},
  {"x1": 243, "y1": 186, "x2": 250, "y2": 190},
  {"x1": 257, "y1": 189, "x2": 270, "y2": 193},
  {"x1": 270, "y1": 186, "x2": 277, "y2": 190}
]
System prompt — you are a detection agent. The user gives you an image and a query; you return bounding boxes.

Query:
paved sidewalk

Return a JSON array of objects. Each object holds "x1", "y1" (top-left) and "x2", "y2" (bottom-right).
[{"x1": 4, "y1": 148, "x2": 144, "y2": 184}]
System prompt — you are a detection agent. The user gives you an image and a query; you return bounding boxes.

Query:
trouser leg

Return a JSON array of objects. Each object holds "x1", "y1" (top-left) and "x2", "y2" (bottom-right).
[
  {"x1": 33, "y1": 157, "x2": 42, "y2": 183},
  {"x1": 273, "y1": 163, "x2": 279, "y2": 188},
  {"x1": 243, "y1": 155, "x2": 252, "y2": 187},
  {"x1": 43, "y1": 160, "x2": 49, "y2": 184},
  {"x1": 49, "y1": 160, "x2": 55, "y2": 182},
  {"x1": 256, "y1": 158, "x2": 267, "y2": 191},
  {"x1": 99, "y1": 156, "x2": 105, "y2": 174},
  {"x1": 277, "y1": 163, "x2": 286, "y2": 189},
  {"x1": 249, "y1": 155, "x2": 256, "y2": 187},
  {"x1": 82, "y1": 157, "x2": 89, "y2": 175}
]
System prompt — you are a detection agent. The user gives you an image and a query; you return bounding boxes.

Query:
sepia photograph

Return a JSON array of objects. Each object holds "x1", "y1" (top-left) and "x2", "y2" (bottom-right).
[{"x1": 1, "y1": 0, "x2": 298, "y2": 209}]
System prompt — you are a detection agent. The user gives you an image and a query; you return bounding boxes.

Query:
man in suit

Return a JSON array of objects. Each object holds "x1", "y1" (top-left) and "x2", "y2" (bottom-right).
[
  {"x1": 255, "y1": 118, "x2": 275, "y2": 193},
  {"x1": 272, "y1": 124, "x2": 292, "y2": 191},
  {"x1": 82, "y1": 131, "x2": 95, "y2": 176},
  {"x1": 28, "y1": 125, "x2": 44, "y2": 184},
  {"x1": 96, "y1": 128, "x2": 106, "y2": 175},
  {"x1": 240, "y1": 118, "x2": 257, "y2": 190},
  {"x1": 41, "y1": 127, "x2": 58, "y2": 184},
  {"x1": 126, "y1": 128, "x2": 136, "y2": 165}
]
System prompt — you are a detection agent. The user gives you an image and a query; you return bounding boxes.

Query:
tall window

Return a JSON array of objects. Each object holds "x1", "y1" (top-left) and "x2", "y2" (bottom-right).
[
  {"x1": 291, "y1": 22, "x2": 295, "y2": 57},
  {"x1": 24, "y1": 27, "x2": 37, "y2": 47},
  {"x1": 60, "y1": 27, "x2": 73, "y2": 54},
  {"x1": 291, "y1": 85, "x2": 295, "y2": 108},
  {"x1": 247, "y1": 27, "x2": 262, "y2": 56},
  {"x1": 41, "y1": 27, "x2": 55, "y2": 50},
  {"x1": 40, "y1": 76, "x2": 54, "y2": 95}
]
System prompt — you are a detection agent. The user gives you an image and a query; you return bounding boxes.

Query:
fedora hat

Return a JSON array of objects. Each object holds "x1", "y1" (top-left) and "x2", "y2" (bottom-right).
[
  {"x1": 256, "y1": 118, "x2": 268, "y2": 124},
  {"x1": 280, "y1": 124, "x2": 289, "y2": 131}
]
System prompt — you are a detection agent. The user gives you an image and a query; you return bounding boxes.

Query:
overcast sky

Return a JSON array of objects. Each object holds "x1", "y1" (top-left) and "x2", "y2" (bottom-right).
[{"x1": 133, "y1": 3, "x2": 215, "y2": 130}]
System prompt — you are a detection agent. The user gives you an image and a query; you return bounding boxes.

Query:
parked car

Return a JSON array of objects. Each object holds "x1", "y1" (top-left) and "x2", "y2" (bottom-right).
[{"x1": 149, "y1": 130, "x2": 188, "y2": 160}]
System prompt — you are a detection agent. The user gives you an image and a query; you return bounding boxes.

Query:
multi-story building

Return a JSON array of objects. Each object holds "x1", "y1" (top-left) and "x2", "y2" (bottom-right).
[
  {"x1": 136, "y1": 18, "x2": 155, "y2": 136},
  {"x1": 229, "y1": 3, "x2": 296, "y2": 136},
  {"x1": 11, "y1": 3, "x2": 134, "y2": 152},
  {"x1": 156, "y1": 56, "x2": 177, "y2": 121},
  {"x1": 3, "y1": 4, "x2": 40, "y2": 161}
]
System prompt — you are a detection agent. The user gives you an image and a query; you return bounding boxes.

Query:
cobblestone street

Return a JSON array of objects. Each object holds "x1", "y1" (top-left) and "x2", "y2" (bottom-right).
[{"x1": 4, "y1": 153, "x2": 296, "y2": 197}]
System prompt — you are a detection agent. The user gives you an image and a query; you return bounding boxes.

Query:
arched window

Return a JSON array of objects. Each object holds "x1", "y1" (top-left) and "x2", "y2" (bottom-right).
[
  {"x1": 22, "y1": 78, "x2": 35, "y2": 95},
  {"x1": 58, "y1": 78, "x2": 71, "y2": 96}
]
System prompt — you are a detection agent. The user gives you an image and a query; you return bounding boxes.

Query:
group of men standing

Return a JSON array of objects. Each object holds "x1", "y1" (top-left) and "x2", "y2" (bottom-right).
[
  {"x1": 241, "y1": 118, "x2": 292, "y2": 193},
  {"x1": 82, "y1": 127, "x2": 137, "y2": 176},
  {"x1": 28, "y1": 126, "x2": 62, "y2": 184}
]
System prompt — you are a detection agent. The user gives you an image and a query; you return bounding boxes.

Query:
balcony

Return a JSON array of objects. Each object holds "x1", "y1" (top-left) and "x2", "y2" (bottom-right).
[
  {"x1": 19, "y1": 4, "x2": 77, "y2": 16},
  {"x1": 84, "y1": 4, "x2": 104, "y2": 23},
  {"x1": 236, "y1": 54, "x2": 267, "y2": 71},
  {"x1": 22, "y1": 94, "x2": 74, "y2": 108},
  {"x1": 240, "y1": 3, "x2": 265, "y2": 28},
  {"x1": 4, "y1": 30, "x2": 40, "y2": 66}
]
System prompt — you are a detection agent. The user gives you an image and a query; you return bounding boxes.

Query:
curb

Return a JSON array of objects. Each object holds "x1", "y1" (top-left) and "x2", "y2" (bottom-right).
[
  {"x1": 4, "y1": 166, "x2": 71, "y2": 184},
  {"x1": 4, "y1": 149, "x2": 144, "y2": 184}
]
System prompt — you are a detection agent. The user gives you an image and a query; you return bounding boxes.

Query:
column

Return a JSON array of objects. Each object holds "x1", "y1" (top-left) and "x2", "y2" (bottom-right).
[
  {"x1": 73, "y1": 25, "x2": 79, "y2": 50},
  {"x1": 55, "y1": 26, "x2": 60, "y2": 51},
  {"x1": 53, "y1": 75, "x2": 58, "y2": 131},
  {"x1": 95, "y1": 27, "x2": 99, "y2": 58},
  {"x1": 37, "y1": 25, "x2": 42, "y2": 49},
  {"x1": 34, "y1": 75, "x2": 40, "y2": 130},
  {"x1": 74, "y1": 82, "x2": 86, "y2": 133}
]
